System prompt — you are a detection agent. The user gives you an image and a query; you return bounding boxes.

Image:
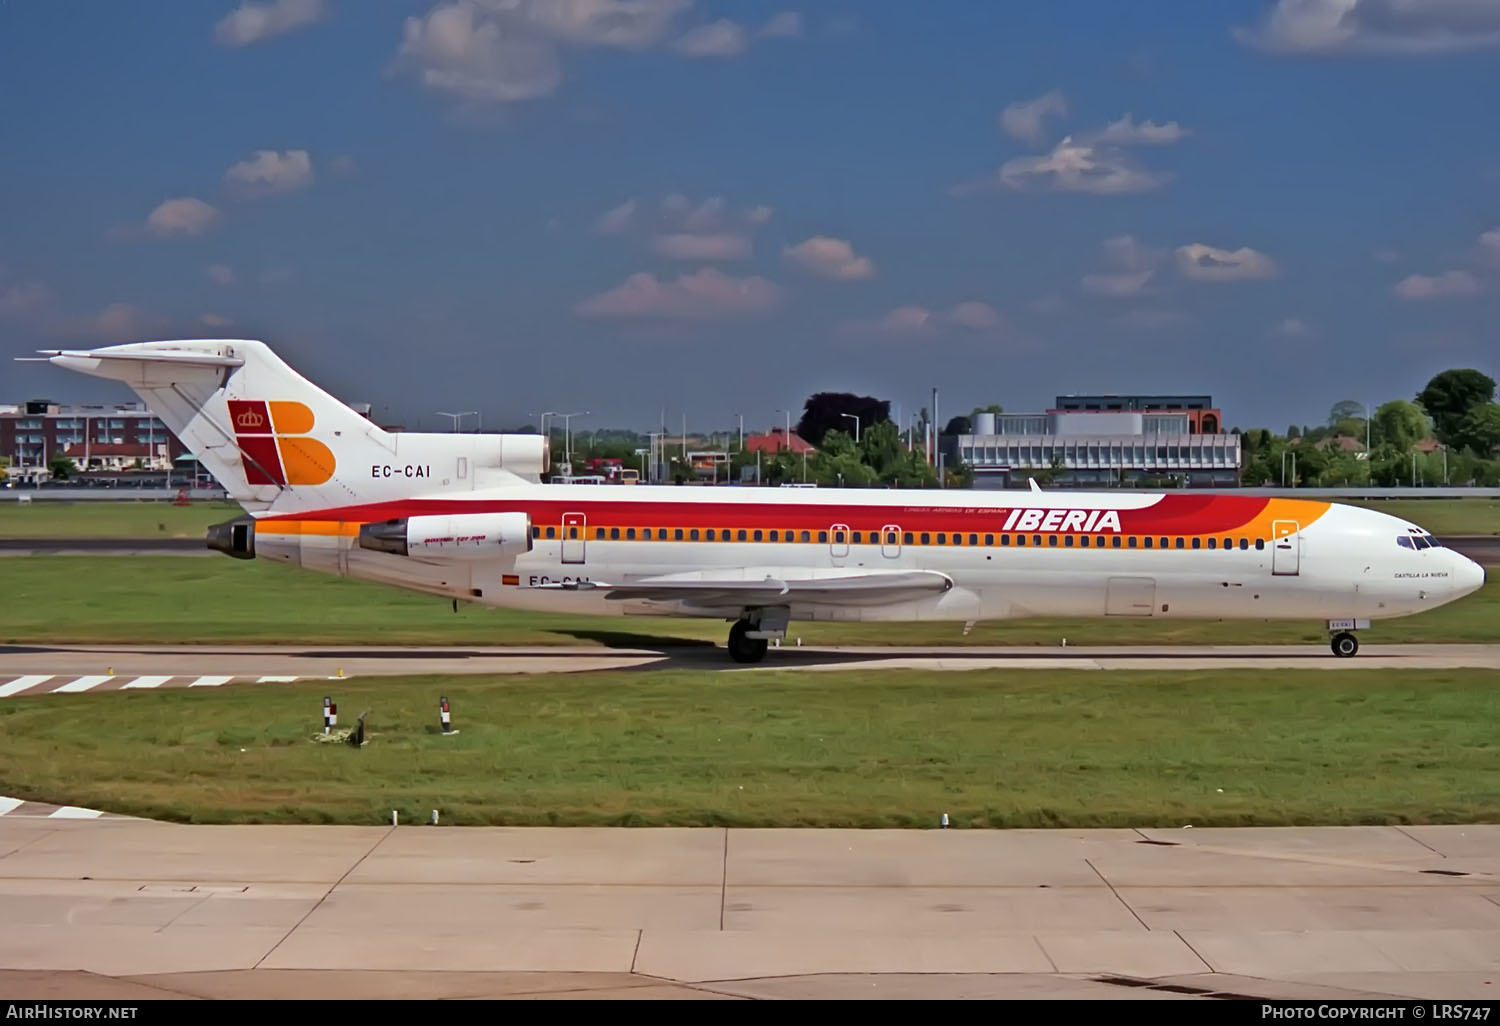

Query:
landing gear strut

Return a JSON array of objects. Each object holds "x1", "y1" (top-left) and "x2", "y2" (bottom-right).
[
  {"x1": 727, "y1": 620, "x2": 769, "y2": 664},
  {"x1": 726, "y1": 606, "x2": 790, "y2": 664},
  {"x1": 1330, "y1": 632, "x2": 1359, "y2": 658}
]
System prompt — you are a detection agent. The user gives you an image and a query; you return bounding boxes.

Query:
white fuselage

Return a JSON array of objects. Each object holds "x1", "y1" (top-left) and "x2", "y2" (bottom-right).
[{"x1": 251, "y1": 483, "x2": 1486, "y2": 627}]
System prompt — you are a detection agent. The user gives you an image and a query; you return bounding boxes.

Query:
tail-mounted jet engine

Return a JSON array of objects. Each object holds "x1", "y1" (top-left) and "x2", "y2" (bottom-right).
[
  {"x1": 358, "y1": 512, "x2": 532, "y2": 561},
  {"x1": 207, "y1": 516, "x2": 256, "y2": 559}
]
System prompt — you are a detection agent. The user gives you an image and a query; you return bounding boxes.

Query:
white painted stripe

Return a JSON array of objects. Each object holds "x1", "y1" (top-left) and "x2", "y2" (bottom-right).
[
  {"x1": 0, "y1": 676, "x2": 52, "y2": 698},
  {"x1": 0, "y1": 797, "x2": 24, "y2": 815},
  {"x1": 122, "y1": 676, "x2": 172, "y2": 689},
  {"x1": 257, "y1": 676, "x2": 299, "y2": 683},
  {"x1": 188, "y1": 675, "x2": 233, "y2": 687},
  {"x1": 52, "y1": 676, "x2": 111, "y2": 693},
  {"x1": 49, "y1": 806, "x2": 103, "y2": 819}
]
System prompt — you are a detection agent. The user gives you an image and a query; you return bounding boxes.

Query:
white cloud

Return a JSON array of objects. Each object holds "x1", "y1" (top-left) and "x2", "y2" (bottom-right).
[
  {"x1": 1115, "y1": 308, "x2": 1192, "y2": 330},
  {"x1": 329, "y1": 154, "x2": 357, "y2": 177},
  {"x1": 673, "y1": 19, "x2": 748, "y2": 57},
  {"x1": 574, "y1": 268, "x2": 782, "y2": 318},
  {"x1": 389, "y1": 2, "x2": 563, "y2": 105},
  {"x1": 946, "y1": 301, "x2": 1003, "y2": 330},
  {"x1": 1477, "y1": 227, "x2": 1500, "y2": 263},
  {"x1": 783, "y1": 236, "x2": 875, "y2": 280},
  {"x1": 214, "y1": 0, "x2": 325, "y2": 47},
  {"x1": 95, "y1": 303, "x2": 152, "y2": 337},
  {"x1": 746, "y1": 205, "x2": 773, "y2": 223},
  {"x1": 490, "y1": 0, "x2": 692, "y2": 49},
  {"x1": 224, "y1": 149, "x2": 314, "y2": 198},
  {"x1": 1236, "y1": 0, "x2": 1500, "y2": 55},
  {"x1": 1273, "y1": 316, "x2": 1314, "y2": 337},
  {"x1": 1096, "y1": 113, "x2": 1190, "y2": 145},
  {"x1": 965, "y1": 136, "x2": 1173, "y2": 195},
  {"x1": 1373, "y1": 246, "x2": 1401, "y2": 262},
  {"x1": 649, "y1": 233, "x2": 751, "y2": 260},
  {"x1": 1393, "y1": 269, "x2": 1481, "y2": 299},
  {"x1": 0, "y1": 279, "x2": 50, "y2": 316},
  {"x1": 760, "y1": 12, "x2": 803, "y2": 37},
  {"x1": 1082, "y1": 271, "x2": 1154, "y2": 297},
  {"x1": 199, "y1": 313, "x2": 234, "y2": 329},
  {"x1": 998, "y1": 90, "x2": 1068, "y2": 145},
  {"x1": 1175, "y1": 243, "x2": 1279, "y2": 282},
  {"x1": 840, "y1": 301, "x2": 1007, "y2": 338},
  {"x1": 146, "y1": 197, "x2": 219, "y2": 237},
  {"x1": 1080, "y1": 235, "x2": 1164, "y2": 296},
  {"x1": 206, "y1": 264, "x2": 235, "y2": 285},
  {"x1": 595, "y1": 198, "x2": 637, "y2": 234}
]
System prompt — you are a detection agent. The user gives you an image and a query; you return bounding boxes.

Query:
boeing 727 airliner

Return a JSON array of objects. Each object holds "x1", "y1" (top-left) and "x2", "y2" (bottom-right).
[{"x1": 29, "y1": 339, "x2": 1486, "y2": 663}]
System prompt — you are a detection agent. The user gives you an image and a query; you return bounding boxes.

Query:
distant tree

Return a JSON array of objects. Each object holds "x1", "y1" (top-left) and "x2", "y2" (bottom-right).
[
  {"x1": 1328, "y1": 400, "x2": 1365, "y2": 426},
  {"x1": 1287, "y1": 425, "x2": 1301, "y2": 439},
  {"x1": 943, "y1": 415, "x2": 970, "y2": 435},
  {"x1": 1370, "y1": 399, "x2": 1429, "y2": 452},
  {"x1": 1453, "y1": 403, "x2": 1500, "y2": 455},
  {"x1": 796, "y1": 393, "x2": 891, "y2": 447},
  {"x1": 48, "y1": 455, "x2": 76, "y2": 480},
  {"x1": 1416, "y1": 369, "x2": 1496, "y2": 446}
]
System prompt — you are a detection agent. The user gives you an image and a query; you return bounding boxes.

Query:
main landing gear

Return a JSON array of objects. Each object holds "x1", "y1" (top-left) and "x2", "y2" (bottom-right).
[
  {"x1": 1327, "y1": 618, "x2": 1368, "y2": 658},
  {"x1": 726, "y1": 606, "x2": 790, "y2": 664}
]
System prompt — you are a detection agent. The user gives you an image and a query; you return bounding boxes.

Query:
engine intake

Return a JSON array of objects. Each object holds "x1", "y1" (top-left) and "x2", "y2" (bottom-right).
[{"x1": 358, "y1": 512, "x2": 532, "y2": 561}]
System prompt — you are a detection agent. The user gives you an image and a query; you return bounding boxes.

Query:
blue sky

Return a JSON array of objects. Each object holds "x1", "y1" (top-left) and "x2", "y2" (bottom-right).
[{"x1": 3, "y1": 0, "x2": 1499, "y2": 437}]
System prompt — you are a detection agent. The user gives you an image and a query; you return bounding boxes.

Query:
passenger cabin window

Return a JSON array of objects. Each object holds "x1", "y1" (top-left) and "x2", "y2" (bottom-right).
[
  {"x1": 738, "y1": 529, "x2": 747, "y2": 541},
  {"x1": 690, "y1": 529, "x2": 699, "y2": 540},
  {"x1": 626, "y1": 528, "x2": 636, "y2": 539}
]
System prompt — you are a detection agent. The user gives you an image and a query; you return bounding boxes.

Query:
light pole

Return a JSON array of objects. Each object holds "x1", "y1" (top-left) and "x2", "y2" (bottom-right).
[
  {"x1": 841, "y1": 413, "x2": 860, "y2": 443},
  {"x1": 554, "y1": 411, "x2": 588, "y2": 470},
  {"x1": 736, "y1": 413, "x2": 743, "y2": 452},
  {"x1": 437, "y1": 410, "x2": 477, "y2": 432}
]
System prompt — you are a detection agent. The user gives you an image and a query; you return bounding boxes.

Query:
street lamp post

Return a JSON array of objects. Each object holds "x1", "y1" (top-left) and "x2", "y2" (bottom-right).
[
  {"x1": 841, "y1": 413, "x2": 860, "y2": 443},
  {"x1": 553, "y1": 411, "x2": 588, "y2": 470},
  {"x1": 437, "y1": 410, "x2": 477, "y2": 432}
]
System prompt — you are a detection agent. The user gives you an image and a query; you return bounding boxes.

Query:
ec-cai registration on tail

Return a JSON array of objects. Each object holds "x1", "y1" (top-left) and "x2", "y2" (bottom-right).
[{"x1": 27, "y1": 340, "x2": 1486, "y2": 663}]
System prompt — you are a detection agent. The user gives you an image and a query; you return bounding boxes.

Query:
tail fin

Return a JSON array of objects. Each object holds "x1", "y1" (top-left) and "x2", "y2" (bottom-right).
[{"x1": 30, "y1": 339, "x2": 546, "y2": 515}]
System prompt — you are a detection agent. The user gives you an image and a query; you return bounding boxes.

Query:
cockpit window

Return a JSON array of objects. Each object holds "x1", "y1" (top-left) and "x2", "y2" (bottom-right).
[{"x1": 1397, "y1": 534, "x2": 1442, "y2": 549}]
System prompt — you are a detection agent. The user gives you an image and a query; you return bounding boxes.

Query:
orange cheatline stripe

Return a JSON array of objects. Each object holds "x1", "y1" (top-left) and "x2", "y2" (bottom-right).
[{"x1": 255, "y1": 521, "x2": 359, "y2": 537}]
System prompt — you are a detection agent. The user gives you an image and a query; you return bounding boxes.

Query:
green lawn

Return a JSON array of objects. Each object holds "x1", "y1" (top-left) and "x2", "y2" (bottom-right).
[
  {"x1": 1346, "y1": 498, "x2": 1500, "y2": 536},
  {"x1": 2, "y1": 668, "x2": 1496, "y2": 828},
  {"x1": 0, "y1": 500, "x2": 242, "y2": 539},
  {"x1": 0, "y1": 554, "x2": 1495, "y2": 647}
]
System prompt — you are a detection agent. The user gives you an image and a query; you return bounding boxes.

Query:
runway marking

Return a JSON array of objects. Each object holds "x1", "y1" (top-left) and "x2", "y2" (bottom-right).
[
  {"x1": 51, "y1": 675, "x2": 111, "y2": 693},
  {"x1": 0, "y1": 797, "x2": 22, "y2": 815},
  {"x1": 49, "y1": 806, "x2": 103, "y2": 819},
  {"x1": 189, "y1": 675, "x2": 233, "y2": 687},
  {"x1": 257, "y1": 676, "x2": 299, "y2": 683},
  {"x1": 122, "y1": 675, "x2": 172, "y2": 689},
  {"x1": 0, "y1": 676, "x2": 52, "y2": 697}
]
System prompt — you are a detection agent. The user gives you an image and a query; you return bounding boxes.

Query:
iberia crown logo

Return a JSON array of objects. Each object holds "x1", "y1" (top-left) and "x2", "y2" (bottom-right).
[{"x1": 226, "y1": 399, "x2": 336, "y2": 487}]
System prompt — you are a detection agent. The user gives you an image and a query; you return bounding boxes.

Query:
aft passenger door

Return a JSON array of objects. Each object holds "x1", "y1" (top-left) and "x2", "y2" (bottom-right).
[
  {"x1": 562, "y1": 512, "x2": 586, "y2": 564},
  {"x1": 1271, "y1": 520, "x2": 1299, "y2": 576},
  {"x1": 829, "y1": 522, "x2": 850, "y2": 564}
]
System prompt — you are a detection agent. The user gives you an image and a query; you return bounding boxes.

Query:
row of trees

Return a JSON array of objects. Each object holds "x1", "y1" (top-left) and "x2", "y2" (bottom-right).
[
  {"x1": 529, "y1": 368, "x2": 1500, "y2": 488},
  {"x1": 1241, "y1": 368, "x2": 1500, "y2": 487}
]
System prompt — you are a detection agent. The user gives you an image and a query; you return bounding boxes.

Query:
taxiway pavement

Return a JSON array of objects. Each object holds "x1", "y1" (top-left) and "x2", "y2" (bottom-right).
[
  {"x1": 1, "y1": 816, "x2": 1496, "y2": 1000},
  {"x1": 3, "y1": 642, "x2": 1500, "y2": 697}
]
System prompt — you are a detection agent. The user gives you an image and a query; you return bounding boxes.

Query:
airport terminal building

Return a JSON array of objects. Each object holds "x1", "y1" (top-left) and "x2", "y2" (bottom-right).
[{"x1": 955, "y1": 394, "x2": 1241, "y2": 489}]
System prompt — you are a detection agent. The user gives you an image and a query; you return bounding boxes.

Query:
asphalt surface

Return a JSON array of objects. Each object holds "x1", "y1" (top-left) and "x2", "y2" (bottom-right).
[
  {"x1": 1, "y1": 816, "x2": 1496, "y2": 1000},
  {"x1": 4, "y1": 642, "x2": 1500, "y2": 695}
]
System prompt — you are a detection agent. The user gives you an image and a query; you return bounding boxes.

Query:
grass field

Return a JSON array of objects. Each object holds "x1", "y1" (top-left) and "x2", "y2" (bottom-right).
[
  {"x1": 0, "y1": 500, "x2": 242, "y2": 539},
  {"x1": 2, "y1": 668, "x2": 1497, "y2": 828},
  {"x1": 1347, "y1": 498, "x2": 1500, "y2": 536},
  {"x1": 1, "y1": 554, "x2": 1496, "y2": 647},
  {"x1": 0, "y1": 496, "x2": 1496, "y2": 538}
]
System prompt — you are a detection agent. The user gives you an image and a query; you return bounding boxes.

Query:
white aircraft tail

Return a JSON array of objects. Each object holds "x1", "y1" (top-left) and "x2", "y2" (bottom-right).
[{"x1": 30, "y1": 339, "x2": 547, "y2": 515}]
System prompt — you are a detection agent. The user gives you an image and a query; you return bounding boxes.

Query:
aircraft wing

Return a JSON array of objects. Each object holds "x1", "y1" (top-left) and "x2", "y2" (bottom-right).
[{"x1": 534, "y1": 567, "x2": 953, "y2": 609}]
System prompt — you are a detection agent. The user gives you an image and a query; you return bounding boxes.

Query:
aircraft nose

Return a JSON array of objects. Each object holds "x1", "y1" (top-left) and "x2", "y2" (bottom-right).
[{"x1": 1453, "y1": 553, "x2": 1485, "y2": 597}]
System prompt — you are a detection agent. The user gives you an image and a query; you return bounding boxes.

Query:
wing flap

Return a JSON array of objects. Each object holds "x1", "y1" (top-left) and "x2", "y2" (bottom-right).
[{"x1": 533, "y1": 568, "x2": 953, "y2": 608}]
